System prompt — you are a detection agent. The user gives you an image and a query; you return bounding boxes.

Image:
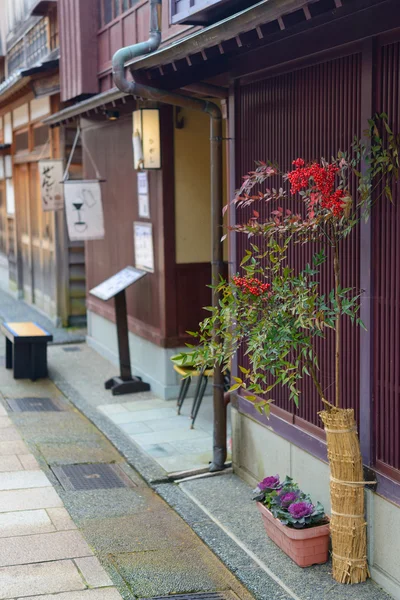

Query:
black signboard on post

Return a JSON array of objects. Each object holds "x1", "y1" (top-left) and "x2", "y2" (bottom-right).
[{"x1": 90, "y1": 266, "x2": 150, "y2": 395}]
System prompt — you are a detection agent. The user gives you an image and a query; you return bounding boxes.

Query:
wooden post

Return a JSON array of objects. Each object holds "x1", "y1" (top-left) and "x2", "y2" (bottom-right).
[
  {"x1": 114, "y1": 290, "x2": 132, "y2": 381},
  {"x1": 359, "y1": 38, "x2": 376, "y2": 468}
]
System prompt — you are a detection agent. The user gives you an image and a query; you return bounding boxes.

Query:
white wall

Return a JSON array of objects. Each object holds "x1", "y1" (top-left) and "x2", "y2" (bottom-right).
[{"x1": 87, "y1": 310, "x2": 207, "y2": 400}]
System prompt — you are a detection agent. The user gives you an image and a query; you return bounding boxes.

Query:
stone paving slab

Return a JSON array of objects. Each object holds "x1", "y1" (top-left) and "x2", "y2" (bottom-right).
[
  {"x1": 47, "y1": 507, "x2": 77, "y2": 531},
  {"x1": 0, "y1": 530, "x2": 93, "y2": 567},
  {"x1": 0, "y1": 455, "x2": 23, "y2": 472},
  {"x1": 0, "y1": 509, "x2": 55, "y2": 537},
  {"x1": 75, "y1": 557, "x2": 114, "y2": 588},
  {"x1": 0, "y1": 560, "x2": 86, "y2": 599},
  {"x1": 0, "y1": 427, "x2": 22, "y2": 441},
  {"x1": 0, "y1": 487, "x2": 63, "y2": 512},
  {"x1": 18, "y1": 590, "x2": 124, "y2": 600},
  {"x1": 0, "y1": 416, "x2": 12, "y2": 428},
  {"x1": 0, "y1": 441, "x2": 30, "y2": 456},
  {"x1": 0, "y1": 470, "x2": 50, "y2": 491},
  {"x1": 18, "y1": 454, "x2": 39, "y2": 470}
]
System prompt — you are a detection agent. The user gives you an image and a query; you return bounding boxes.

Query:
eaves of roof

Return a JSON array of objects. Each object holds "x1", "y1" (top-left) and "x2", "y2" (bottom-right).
[
  {"x1": 43, "y1": 87, "x2": 129, "y2": 126},
  {"x1": 126, "y1": 0, "x2": 310, "y2": 72}
]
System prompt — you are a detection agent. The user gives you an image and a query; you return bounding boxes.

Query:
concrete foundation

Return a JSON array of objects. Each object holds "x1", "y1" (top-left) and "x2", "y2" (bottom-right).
[
  {"x1": 232, "y1": 407, "x2": 400, "y2": 600},
  {"x1": 87, "y1": 310, "x2": 206, "y2": 401}
]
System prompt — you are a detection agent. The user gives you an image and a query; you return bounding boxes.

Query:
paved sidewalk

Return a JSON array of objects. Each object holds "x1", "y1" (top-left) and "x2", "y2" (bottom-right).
[
  {"x1": 45, "y1": 343, "x2": 394, "y2": 600},
  {"x1": 0, "y1": 402, "x2": 122, "y2": 600},
  {"x1": 0, "y1": 337, "x2": 254, "y2": 600}
]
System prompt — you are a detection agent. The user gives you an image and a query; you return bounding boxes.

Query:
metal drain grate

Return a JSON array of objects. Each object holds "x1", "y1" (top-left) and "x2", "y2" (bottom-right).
[
  {"x1": 6, "y1": 397, "x2": 65, "y2": 412},
  {"x1": 62, "y1": 346, "x2": 82, "y2": 352},
  {"x1": 52, "y1": 463, "x2": 136, "y2": 491},
  {"x1": 140, "y1": 594, "x2": 238, "y2": 600}
]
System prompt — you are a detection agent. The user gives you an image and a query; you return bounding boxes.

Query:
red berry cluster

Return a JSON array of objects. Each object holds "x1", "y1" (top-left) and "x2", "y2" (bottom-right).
[
  {"x1": 287, "y1": 159, "x2": 345, "y2": 218},
  {"x1": 233, "y1": 276, "x2": 271, "y2": 297}
]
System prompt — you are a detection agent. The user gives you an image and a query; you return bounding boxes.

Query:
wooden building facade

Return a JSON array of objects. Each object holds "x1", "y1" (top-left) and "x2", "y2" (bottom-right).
[
  {"x1": 0, "y1": 0, "x2": 86, "y2": 325},
  {"x1": 47, "y1": 0, "x2": 223, "y2": 398}
]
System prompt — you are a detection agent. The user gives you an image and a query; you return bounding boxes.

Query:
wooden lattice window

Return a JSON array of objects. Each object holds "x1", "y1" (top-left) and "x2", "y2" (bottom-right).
[
  {"x1": 15, "y1": 130, "x2": 29, "y2": 154},
  {"x1": 26, "y1": 19, "x2": 49, "y2": 67},
  {"x1": 33, "y1": 125, "x2": 49, "y2": 149},
  {"x1": 7, "y1": 40, "x2": 25, "y2": 76},
  {"x1": 98, "y1": 0, "x2": 137, "y2": 28}
]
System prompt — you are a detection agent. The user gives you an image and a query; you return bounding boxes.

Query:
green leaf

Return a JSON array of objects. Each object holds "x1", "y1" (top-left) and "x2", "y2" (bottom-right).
[{"x1": 228, "y1": 383, "x2": 241, "y2": 392}]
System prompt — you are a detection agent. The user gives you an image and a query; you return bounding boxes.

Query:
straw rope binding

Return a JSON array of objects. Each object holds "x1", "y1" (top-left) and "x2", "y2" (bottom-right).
[{"x1": 319, "y1": 407, "x2": 370, "y2": 584}]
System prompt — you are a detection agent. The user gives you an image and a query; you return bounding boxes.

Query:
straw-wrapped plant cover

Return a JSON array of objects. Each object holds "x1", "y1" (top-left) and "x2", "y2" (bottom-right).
[
  {"x1": 319, "y1": 407, "x2": 368, "y2": 583},
  {"x1": 182, "y1": 115, "x2": 399, "y2": 584}
]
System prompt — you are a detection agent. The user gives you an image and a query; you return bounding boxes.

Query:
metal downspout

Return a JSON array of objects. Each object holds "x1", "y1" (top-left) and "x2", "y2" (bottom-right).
[{"x1": 112, "y1": 1, "x2": 227, "y2": 472}]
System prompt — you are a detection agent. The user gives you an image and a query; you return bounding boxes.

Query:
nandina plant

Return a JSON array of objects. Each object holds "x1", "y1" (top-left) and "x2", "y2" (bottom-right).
[
  {"x1": 182, "y1": 115, "x2": 399, "y2": 413},
  {"x1": 182, "y1": 115, "x2": 399, "y2": 584}
]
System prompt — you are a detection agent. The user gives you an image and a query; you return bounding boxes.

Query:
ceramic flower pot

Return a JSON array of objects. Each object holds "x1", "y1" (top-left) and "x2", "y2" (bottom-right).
[{"x1": 257, "y1": 502, "x2": 330, "y2": 567}]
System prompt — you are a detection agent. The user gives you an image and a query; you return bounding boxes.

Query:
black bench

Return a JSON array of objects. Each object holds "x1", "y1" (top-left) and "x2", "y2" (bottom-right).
[{"x1": 0, "y1": 322, "x2": 53, "y2": 381}]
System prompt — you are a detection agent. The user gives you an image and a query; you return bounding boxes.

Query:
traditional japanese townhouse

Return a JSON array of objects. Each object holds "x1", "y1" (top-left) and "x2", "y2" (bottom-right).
[
  {"x1": 46, "y1": 0, "x2": 228, "y2": 400},
  {"x1": 0, "y1": 0, "x2": 86, "y2": 326},
  {"x1": 82, "y1": 0, "x2": 400, "y2": 596}
]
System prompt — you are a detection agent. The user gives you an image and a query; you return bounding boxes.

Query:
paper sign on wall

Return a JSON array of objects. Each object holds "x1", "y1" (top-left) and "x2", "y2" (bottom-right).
[
  {"x1": 134, "y1": 222, "x2": 154, "y2": 272},
  {"x1": 137, "y1": 171, "x2": 150, "y2": 218},
  {"x1": 39, "y1": 160, "x2": 64, "y2": 211},
  {"x1": 64, "y1": 180, "x2": 105, "y2": 241}
]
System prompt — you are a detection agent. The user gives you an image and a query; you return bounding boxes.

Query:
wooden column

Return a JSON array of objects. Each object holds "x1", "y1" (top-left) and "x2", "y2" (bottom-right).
[{"x1": 359, "y1": 38, "x2": 376, "y2": 468}]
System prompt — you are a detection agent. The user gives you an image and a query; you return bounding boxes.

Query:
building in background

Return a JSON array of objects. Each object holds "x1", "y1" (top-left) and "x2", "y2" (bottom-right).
[
  {"x1": 46, "y1": 0, "x2": 227, "y2": 399},
  {"x1": 0, "y1": 0, "x2": 86, "y2": 326}
]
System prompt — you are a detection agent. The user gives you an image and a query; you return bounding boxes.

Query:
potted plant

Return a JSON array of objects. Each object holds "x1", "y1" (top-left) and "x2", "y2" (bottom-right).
[
  {"x1": 179, "y1": 115, "x2": 399, "y2": 584},
  {"x1": 253, "y1": 475, "x2": 329, "y2": 567}
]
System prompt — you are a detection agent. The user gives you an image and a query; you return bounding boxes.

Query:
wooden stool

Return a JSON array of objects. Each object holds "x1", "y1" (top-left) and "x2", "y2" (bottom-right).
[
  {"x1": 1, "y1": 322, "x2": 53, "y2": 381},
  {"x1": 173, "y1": 364, "x2": 213, "y2": 428}
]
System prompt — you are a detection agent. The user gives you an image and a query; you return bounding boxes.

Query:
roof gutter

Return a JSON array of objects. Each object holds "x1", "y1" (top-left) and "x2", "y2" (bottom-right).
[{"x1": 112, "y1": 0, "x2": 227, "y2": 472}]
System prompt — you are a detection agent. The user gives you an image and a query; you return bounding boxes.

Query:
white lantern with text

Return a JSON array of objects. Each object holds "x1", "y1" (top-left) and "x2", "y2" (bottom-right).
[{"x1": 132, "y1": 109, "x2": 161, "y2": 170}]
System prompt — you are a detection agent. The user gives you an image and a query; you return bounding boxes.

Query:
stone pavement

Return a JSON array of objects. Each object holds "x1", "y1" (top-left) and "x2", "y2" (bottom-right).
[
  {"x1": 0, "y1": 287, "x2": 86, "y2": 345},
  {"x1": 0, "y1": 401, "x2": 122, "y2": 600},
  {"x1": 0, "y1": 340, "x2": 254, "y2": 600},
  {"x1": 48, "y1": 343, "x2": 231, "y2": 476},
  {"x1": 45, "y1": 343, "x2": 393, "y2": 600}
]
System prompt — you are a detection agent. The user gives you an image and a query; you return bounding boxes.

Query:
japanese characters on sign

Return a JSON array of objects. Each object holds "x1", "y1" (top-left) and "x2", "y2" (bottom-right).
[
  {"x1": 64, "y1": 180, "x2": 105, "y2": 241},
  {"x1": 89, "y1": 266, "x2": 147, "y2": 302},
  {"x1": 137, "y1": 171, "x2": 150, "y2": 218},
  {"x1": 39, "y1": 160, "x2": 64, "y2": 211},
  {"x1": 133, "y1": 222, "x2": 154, "y2": 272}
]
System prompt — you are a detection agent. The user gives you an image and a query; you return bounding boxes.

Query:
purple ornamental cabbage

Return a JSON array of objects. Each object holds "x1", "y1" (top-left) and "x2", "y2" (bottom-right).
[
  {"x1": 258, "y1": 475, "x2": 281, "y2": 491},
  {"x1": 278, "y1": 490, "x2": 300, "y2": 509},
  {"x1": 288, "y1": 501, "x2": 314, "y2": 519}
]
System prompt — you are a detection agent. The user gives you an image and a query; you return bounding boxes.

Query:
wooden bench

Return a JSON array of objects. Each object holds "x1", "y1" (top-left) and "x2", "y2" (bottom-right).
[{"x1": 0, "y1": 322, "x2": 53, "y2": 381}]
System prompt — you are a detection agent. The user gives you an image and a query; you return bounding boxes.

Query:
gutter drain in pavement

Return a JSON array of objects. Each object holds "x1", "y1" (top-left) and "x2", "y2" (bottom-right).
[
  {"x1": 6, "y1": 397, "x2": 66, "y2": 412},
  {"x1": 62, "y1": 346, "x2": 82, "y2": 352},
  {"x1": 52, "y1": 463, "x2": 137, "y2": 491}
]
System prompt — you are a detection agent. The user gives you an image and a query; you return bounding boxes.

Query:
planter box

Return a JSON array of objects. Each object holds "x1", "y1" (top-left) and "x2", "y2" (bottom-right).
[{"x1": 257, "y1": 502, "x2": 330, "y2": 567}]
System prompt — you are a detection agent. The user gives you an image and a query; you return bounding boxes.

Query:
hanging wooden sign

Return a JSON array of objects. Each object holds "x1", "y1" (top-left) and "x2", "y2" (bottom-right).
[
  {"x1": 64, "y1": 180, "x2": 105, "y2": 241},
  {"x1": 39, "y1": 160, "x2": 64, "y2": 211}
]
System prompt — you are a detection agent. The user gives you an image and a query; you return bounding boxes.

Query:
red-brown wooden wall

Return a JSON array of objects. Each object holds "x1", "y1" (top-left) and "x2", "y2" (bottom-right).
[
  {"x1": 235, "y1": 51, "x2": 362, "y2": 431},
  {"x1": 374, "y1": 37, "x2": 400, "y2": 476}
]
